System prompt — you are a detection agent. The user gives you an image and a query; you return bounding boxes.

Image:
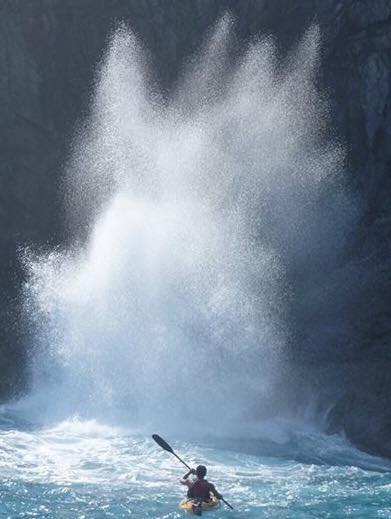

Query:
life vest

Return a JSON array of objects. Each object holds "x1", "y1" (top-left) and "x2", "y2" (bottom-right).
[{"x1": 188, "y1": 479, "x2": 212, "y2": 500}]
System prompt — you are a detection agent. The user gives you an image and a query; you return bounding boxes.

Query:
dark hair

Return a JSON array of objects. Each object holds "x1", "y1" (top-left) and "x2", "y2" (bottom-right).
[{"x1": 196, "y1": 465, "x2": 207, "y2": 478}]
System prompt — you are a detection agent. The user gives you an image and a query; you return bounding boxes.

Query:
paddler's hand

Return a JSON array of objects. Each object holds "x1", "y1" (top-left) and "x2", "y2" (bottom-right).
[{"x1": 182, "y1": 468, "x2": 196, "y2": 480}]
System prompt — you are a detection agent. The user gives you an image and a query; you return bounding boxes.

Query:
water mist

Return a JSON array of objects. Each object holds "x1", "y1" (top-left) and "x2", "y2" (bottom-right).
[{"x1": 21, "y1": 17, "x2": 357, "y2": 435}]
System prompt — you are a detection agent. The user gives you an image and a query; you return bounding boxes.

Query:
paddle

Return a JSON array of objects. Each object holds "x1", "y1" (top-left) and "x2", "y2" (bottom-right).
[{"x1": 152, "y1": 434, "x2": 234, "y2": 510}]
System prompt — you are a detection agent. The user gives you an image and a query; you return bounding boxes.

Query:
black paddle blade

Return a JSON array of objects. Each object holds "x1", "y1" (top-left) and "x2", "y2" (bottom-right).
[{"x1": 152, "y1": 434, "x2": 174, "y2": 454}]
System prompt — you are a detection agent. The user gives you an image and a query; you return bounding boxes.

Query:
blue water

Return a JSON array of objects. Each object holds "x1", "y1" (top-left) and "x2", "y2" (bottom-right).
[{"x1": 1, "y1": 410, "x2": 391, "y2": 518}]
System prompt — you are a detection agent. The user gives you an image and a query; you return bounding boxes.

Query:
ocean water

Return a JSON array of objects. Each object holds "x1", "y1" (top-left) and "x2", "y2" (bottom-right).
[{"x1": 1, "y1": 411, "x2": 391, "y2": 518}]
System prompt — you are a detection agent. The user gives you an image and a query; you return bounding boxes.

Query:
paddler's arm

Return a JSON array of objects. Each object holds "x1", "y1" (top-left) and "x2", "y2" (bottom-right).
[
  {"x1": 209, "y1": 483, "x2": 223, "y2": 500},
  {"x1": 180, "y1": 468, "x2": 195, "y2": 486}
]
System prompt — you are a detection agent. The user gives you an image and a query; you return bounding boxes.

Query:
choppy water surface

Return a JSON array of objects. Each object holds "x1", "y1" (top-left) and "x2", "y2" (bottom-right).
[{"x1": 1, "y1": 411, "x2": 391, "y2": 518}]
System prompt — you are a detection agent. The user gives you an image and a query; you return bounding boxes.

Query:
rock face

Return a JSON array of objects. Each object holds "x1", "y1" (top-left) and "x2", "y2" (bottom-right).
[{"x1": 1, "y1": 0, "x2": 391, "y2": 455}]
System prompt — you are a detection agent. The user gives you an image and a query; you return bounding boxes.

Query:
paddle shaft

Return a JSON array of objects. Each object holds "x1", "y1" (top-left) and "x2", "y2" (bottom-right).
[
  {"x1": 173, "y1": 451, "x2": 191, "y2": 471},
  {"x1": 153, "y1": 435, "x2": 234, "y2": 510},
  {"x1": 220, "y1": 497, "x2": 234, "y2": 510}
]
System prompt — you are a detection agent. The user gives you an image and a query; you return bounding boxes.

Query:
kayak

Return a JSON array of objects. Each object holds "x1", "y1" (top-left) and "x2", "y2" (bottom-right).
[
  {"x1": 179, "y1": 497, "x2": 220, "y2": 514},
  {"x1": 179, "y1": 496, "x2": 220, "y2": 514}
]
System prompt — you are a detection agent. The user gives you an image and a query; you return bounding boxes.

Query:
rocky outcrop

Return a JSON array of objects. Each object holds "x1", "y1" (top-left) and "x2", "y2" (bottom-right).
[{"x1": 1, "y1": 0, "x2": 391, "y2": 455}]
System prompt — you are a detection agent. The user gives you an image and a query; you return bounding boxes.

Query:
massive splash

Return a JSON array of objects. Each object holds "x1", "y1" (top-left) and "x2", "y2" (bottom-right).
[{"x1": 21, "y1": 17, "x2": 356, "y2": 433}]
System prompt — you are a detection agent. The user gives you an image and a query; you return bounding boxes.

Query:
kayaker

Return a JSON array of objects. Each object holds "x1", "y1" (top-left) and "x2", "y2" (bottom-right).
[{"x1": 180, "y1": 465, "x2": 223, "y2": 502}]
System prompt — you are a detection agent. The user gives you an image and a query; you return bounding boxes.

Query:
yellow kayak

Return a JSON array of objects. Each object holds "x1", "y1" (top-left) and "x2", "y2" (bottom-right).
[{"x1": 179, "y1": 496, "x2": 220, "y2": 514}]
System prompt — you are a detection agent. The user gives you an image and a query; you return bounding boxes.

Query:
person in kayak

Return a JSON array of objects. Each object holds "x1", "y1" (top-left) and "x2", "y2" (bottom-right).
[{"x1": 180, "y1": 465, "x2": 223, "y2": 502}]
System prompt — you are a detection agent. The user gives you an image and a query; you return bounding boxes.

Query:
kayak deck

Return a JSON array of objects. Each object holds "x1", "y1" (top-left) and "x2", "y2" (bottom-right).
[{"x1": 179, "y1": 496, "x2": 220, "y2": 514}]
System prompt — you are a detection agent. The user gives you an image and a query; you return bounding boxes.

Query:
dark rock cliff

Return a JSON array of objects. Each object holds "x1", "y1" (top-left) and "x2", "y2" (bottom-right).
[{"x1": 1, "y1": 0, "x2": 391, "y2": 455}]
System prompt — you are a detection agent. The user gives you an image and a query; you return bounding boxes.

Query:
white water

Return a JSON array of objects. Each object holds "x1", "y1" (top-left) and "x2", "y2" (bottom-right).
[{"x1": 1, "y1": 411, "x2": 391, "y2": 518}]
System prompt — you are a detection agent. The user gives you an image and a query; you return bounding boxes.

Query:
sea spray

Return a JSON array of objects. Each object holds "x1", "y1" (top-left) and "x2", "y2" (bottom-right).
[{"x1": 21, "y1": 17, "x2": 356, "y2": 432}]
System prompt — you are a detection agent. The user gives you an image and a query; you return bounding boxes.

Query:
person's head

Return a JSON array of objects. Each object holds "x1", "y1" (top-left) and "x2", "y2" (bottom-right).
[{"x1": 196, "y1": 465, "x2": 207, "y2": 479}]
